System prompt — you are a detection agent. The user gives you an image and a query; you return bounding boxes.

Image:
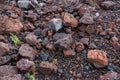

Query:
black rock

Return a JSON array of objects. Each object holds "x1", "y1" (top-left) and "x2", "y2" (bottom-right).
[
  {"x1": 107, "y1": 63, "x2": 118, "y2": 71},
  {"x1": 85, "y1": 66, "x2": 90, "y2": 71},
  {"x1": 34, "y1": 29, "x2": 41, "y2": 36},
  {"x1": 41, "y1": 37, "x2": 49, "y2": 46},
  {"x1": 39, "y1": 52, "x2": 49, "y2": 61}
]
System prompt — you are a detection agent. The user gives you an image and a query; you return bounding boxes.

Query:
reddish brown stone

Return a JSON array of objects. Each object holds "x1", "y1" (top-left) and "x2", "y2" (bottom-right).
[
  {"x1": 79, "y1": 38, "x2": 89, "y2": 46},
  {"x1": 0, "y1": 35, "x2": 5, "y2": 41},
  {"x1": 0, "y1": 65, "x2": 18, "y2": 76},
  {"x1": 16, "y1": 59, "x2": 35, "y2": 74},
  {"x1": 75, "y1": 42, "x2": 85, "y2": 52},
  {"x1": 86, "y1": 25, "x2": 95, "y2": 34},
  {"x1": 79, "y1": 12, "x2": 94, "y2": 25},
  {"x1": 63, "y1": 49, "x2": 76, "y2": 57},
  {"x1": 11, "y1": 54, "x2": 19, "y2": 61},
  {"x1": 25, "y1": 13, "x2": 38, "y2": 22},
  {"x1": 23, "y1": 22, "x2": 35, "y2": 31},
  {"x1": 87, "y1": 50, "x2": 108, "y2": 68},
  {"x1": 100, "y1": 31, "x2": 107, "y2": 36},
  {"x1": 2, "y1": 16, "x2": 23, "y2": 33},
  {"x1": 101, "y1": 1, "x2": 116, "y2": 10},
  {"x1": 0, "y1": 42, "x2": 10, "y2": 56},
  {"x1": 46, "y1": 43, "x2": 54, "y2": 50},
  {"x1": 25, "y1": 33, "x2": 38, "y2": 45},
  {"x1": 19, "y1": 44, "x2": 36, "y2": 60},
  {"x1": 79, "y1": 25, "x2": 86, "y2": 32},
  {"x1": 0, "y1": 55, "x2": 11, "y2": 65},
  {"x1": 39, "y1": 61, "x2": 58, "y2": 75},
  {"x1": 100, "y1": 71, "x2": 118, "y2": 80},
  {"x1": 0, "y1": 74, "x2": 23, "y2": 80},
  {"x1": 63, "y1": 12, "x2": 78, "y2": 28},
  {"x1": 111, "y1": 36, "x2": 119, "y2": 42},
  {"x1": 112, "y1": 42, "x2": 120, "y2": 50},
  {"x1": 78, "y1": 5, "x2": 95, "y2": 16},
  {"x1": 53, "y1": 33, "x2": 74, "y2": 49}
]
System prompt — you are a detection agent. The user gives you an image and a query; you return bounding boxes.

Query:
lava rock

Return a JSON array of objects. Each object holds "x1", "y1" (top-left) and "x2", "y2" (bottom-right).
[
  {"x1": 111, "y1": 36, "x2": 119, "y2": 42},
  {"x1": 63, "y1": 12, "x2": 78, "y2": 28},
  {"x1": 107, "y1": 63, "x2": 118, "y2": 71},
  {"x1": 18, "y1": 0, "x2": 32, "y2": 9},
  {"x1": 46, "y1": 43, "x2": 54, "y2": 50},
  {"x1": 42, "y1": 18, "x2": 62, "y2": 35},
  {"x1": 25, "y1": 33, "x2": 38, "y2": 45},
  {"x1": 78, "y1": 5, "x2": 95, "y2": 16},
  {"x1": 16, "y1": 59, "x2": 35, "y2": 74},
  {"x1": 100, "y1": 71, "x2": 118, "y2": 80},
  {"x1": 0, "y1": 65, "x2": 18, "y2": 76},
  {"x1": 101, "y1": 1, "x2": 116, "y2": 10},
  {"x1": 79, "y1": 38, "x2": 89, "y2": 46},
  {"x1": 0, "y1": 55, "x2": 11, "y2": 65},
  {"x1": 75, "y1": 42, "x2": 85, "y2": 52},
  {"x1": 39, "y1": 61, "x2": 58, "y2": 75},
  {"x1": 31, "y1": 0, "x2": 39, "y2": 5},
  {"x1": 25, "y1": 12, "x2": 38, "y2": 22},
  {"x1": 79, "y1": 12, "x2": 94, "y2": 25},
  {"x1": 112, "y1": 42, "x2": 120, "y2": 50},
  {"x1": 39, "y1": 52, "x2": 49, "y2": 61},
  {"x1": 86, "y1": 25, "x2": 95, "y2": 34},
  {"x1": 53, "y1": 33, "x2": 74, "y2": 50},
  {"x1": 0, "y1": 35, "x2": 5, "y2": 41},
  {"x1": 18, "y1": 44, "x2": 36, "y2": 60},
  {"x1": 89, "y1": 43, "x2": 97, "y2": 49},
  {"x1": 50, "y1": 18, "x2": 63, "y2": 32},
  {"x1": 2, "y1": 16, "x2": 23, "y2": 33},
  {"x1": 24, "y1": 21, "x2": 35, "y2": 31},
  {"x1": 33, "y1": 28, "x2": 41, "y2": 36},
  {"x1": 0, "y1": 74, "x2": 23, "y2": 80},
  {"x1": 63, "y1": 49, "x2": 76, "y2": 57},
  {"x1": 41, "y1": 37, "x2": 49, "y2": 46},
  {"x1": 87, "y1": 50, "x2": 108, "y2": 68},
  {"x1": 0, "y1": 42, "x2": 10, "y2": 56}
]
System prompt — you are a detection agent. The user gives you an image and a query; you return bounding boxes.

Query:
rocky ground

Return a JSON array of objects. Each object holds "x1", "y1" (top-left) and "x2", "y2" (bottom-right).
[{"x1": 0, "y1": 0, "x2": 120, "y2": 80}]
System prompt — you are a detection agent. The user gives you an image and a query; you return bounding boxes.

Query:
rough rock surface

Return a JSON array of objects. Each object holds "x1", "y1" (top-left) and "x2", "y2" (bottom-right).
[
  {"x1": 0, "y1": 74, "x2": 23, "y2": 80},
  {"x1": 63, "y1": 12, "x2": 78, "y2": 28},
  {"x1": 100, "y1": 71, "x2": 118, "y2": 80},
  {"x1": 79, "y1": 12, "x2": 94, "y2": 24},
  {"x1": 63, "y1": 49, "x2": 76, "y2": 57},
  {"x1": 16, "y1": 59, "x2": 35, "y2": 74},
  {"x1": 53, "y1": 33, "x2": 74, "y2": 49},
  {"x1": 101, "y1": 1, "x2": 116, "y2": 10},
  {"x1": 0, "y1": 65, "x2": 18, "y2": 76},
  {"x1": 87, "y1": 50, "x2": 108, "y2": 68},
  {"x1": 0, "y1": 56, "x2": 11, "y2": 65},
  {"x1": 39, "y1": 61, "x2": 58, "y2": 75},
  {"x1": 1, "y1": 16, "x2": 23, "y2": 33},
  {"x1": 18, "y1": 44, "x2": 36, "y2": 60},
  {"x1": 0, "y1": 42, "x2": 10, "y2": 56},
  {"x1": 25, "y1": 33, "x2": 38, "y2": 45}
]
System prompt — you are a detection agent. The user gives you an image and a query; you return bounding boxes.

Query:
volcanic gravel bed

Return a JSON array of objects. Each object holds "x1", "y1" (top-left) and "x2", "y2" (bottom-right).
[{"x1": 0, "y1": 0, "x2": 120, "y2": 80}]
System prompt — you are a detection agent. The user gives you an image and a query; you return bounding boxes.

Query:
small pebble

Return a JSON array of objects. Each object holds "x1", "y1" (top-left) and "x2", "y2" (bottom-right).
[
  {"x1": 39, "y1": 53, "x2": 49, "y2": 61},
  {"x1": 95, "y1": 12, "x2": 100, "y2": 17},
  {"x1": 107, "y1": 63, "x2": 118, "y2": 71}
]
